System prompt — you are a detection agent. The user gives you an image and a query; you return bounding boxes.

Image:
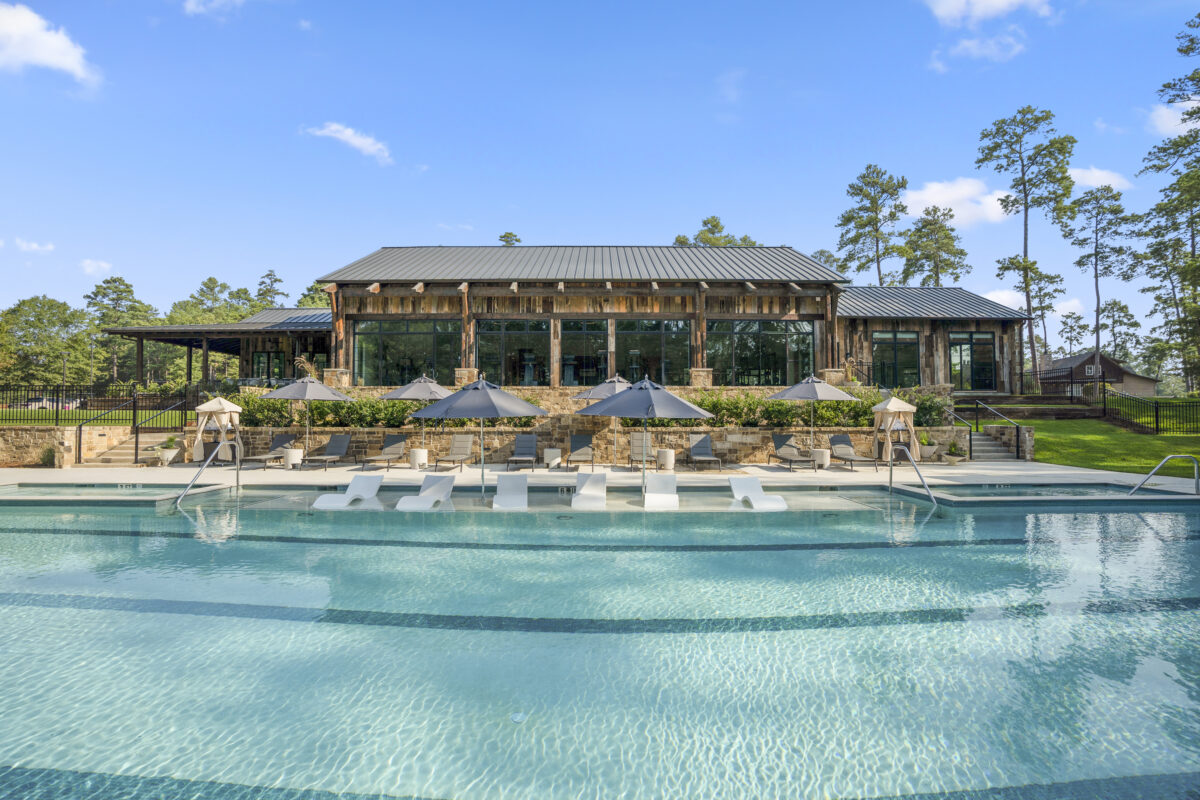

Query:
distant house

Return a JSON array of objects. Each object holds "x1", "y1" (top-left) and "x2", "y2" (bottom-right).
[{"x1": 1043, "y1": 350, "x2": 1160, "y2": 397}]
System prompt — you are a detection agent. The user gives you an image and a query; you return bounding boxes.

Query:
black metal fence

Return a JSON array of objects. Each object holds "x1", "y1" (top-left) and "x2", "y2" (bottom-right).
[
  {"x1": 0, "y1": 383, "x2": 198, "y2": 427},
  {"x1": 1104, "y1": 388, "x2": 1200, "y2": 434},
  {"x1": 1020, "y1": 367, "x2": 1107, "y2": 400}
]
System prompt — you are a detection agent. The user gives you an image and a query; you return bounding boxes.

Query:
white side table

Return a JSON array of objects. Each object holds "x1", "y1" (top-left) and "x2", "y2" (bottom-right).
[
  {"x1": 543, "y1": 447, "x2": 562, "y2": 470},
  {"x1": 282, "y1": 448, "x2": 304, "y2": 470},
  {"x1": 409, "y1": 448, "x2": 429, "y2": 470},
  {"x1": 811, "y1": 448, "x2": 831, "y2": 469},
  {"x1": 656, "y1": 448, "x2": 675, "y2": 471}
]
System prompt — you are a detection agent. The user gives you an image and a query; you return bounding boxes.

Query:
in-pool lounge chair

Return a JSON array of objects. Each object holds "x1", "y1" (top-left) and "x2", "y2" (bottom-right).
[
  {"x1": 395, "y1": 474, "x2": 456, "y2": 511},
  {"x1": 629, "y1": 431, "x2": 656, "y2": 471},
  {"x1": 643, "y1": 473, "x2": 679, "y2": 511},
  {"x1": 507, "y1": 434, "x2": 538, "y2": 471},
  {"x1": 303, "y1": 434, "x2": 351, "y2": 470},
  {"x1": 767, "y1": 434, "x2": 816, "y2": 472},
  {"x1": 311, "y1": 474, "x2": 384, "y2": 510},
  {"x1": 566, "y1": 433, "x2": 595, "y2": 472},
  {"x1": 686, "y1": 433, "x2": 722, "y2": 472},
  {"x1": 729, "y1": 476, "x2": 787, "y2": 512},
  {"x1": 361, "y1": 434, "x2": 408, "y2": 471},
  {"x1": 492, "y1": 474, "x2": 528, "y2": 510},
  {"x1": 571, "y1": 472, "x2": 607, "y2": 510},
  {"x1": 242, "y1": 434, "x2": 296, "y2": 469},
  {"x1": 829, "y1": 433, "x2": 879, "y2": 472},
  {"x1": 436, "y1": 435, "x2": 475, "y2": 472}
]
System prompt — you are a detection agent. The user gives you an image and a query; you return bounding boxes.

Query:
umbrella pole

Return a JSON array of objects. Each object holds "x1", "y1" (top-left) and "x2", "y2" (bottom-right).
[
  {"x1": 810, "y1": 402, "x2": 814, "y2": 451},
  {"x1": 306, "y1": 400, "x2": 311, "y2": 454},
  {"x1": 480, "y1": 416, "x2": 485, "y2": 501},
  {"x1": 642, "y1": 417, "x2": 647, "y2": 499}
]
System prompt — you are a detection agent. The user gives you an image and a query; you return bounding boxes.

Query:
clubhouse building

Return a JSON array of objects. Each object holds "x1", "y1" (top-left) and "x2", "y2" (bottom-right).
[{"x1": 108, "y1": 246, "x2": 1028, "y2": 394}]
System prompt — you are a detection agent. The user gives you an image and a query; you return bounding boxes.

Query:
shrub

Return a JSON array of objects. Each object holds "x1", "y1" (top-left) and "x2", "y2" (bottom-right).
[
  {"x1": 230, "y1": 394, "x2": 293, "y2": 427},
  {"x1": 38, "y1": 446, "x2": 55, "y2": 467},
  {"x1": 895, "y1": 389, "x2": 951, "y2": 427}
]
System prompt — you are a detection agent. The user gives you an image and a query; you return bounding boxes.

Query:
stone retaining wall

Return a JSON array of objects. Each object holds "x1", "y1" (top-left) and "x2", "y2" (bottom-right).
[
  {"x1": 982, "y1": 424, "x2": 1036, "y2": 461},
  {"x1": 0, "y1": 425, "x2": 133, "y2": 467}
]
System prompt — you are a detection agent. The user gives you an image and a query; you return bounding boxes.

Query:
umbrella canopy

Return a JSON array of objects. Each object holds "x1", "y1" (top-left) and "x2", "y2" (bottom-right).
[
  {"x1": 195, "y1": 397, "x2": 243, "y2": 413},
  {"x1": 571, "y1": 375, "x2": 632, "y2": 401},
  {"x1": 379, "y1": 375, "x2": 453, "y2": 402},
  {"x1": 411, "y1": 379, "x2": 548, "y2": 499},
  {"x1": 262, "y1": 377, "x2": 353, "y2": 453},
  {"x1": 576, "y1": 378, "x2": 712, "y2": 496},
  {"x1": 767, "y1": 375, "x2": 858, "y2": 450},
  {"x1": 871, "y1": 396, "x2": 919, "y2": 462}
]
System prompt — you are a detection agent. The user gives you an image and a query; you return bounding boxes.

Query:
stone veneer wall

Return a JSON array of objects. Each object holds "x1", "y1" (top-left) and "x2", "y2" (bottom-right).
[
  {"x1": 982, "y1": 424, "x2": 1036, "y2": 461},
  {"x1": 0, "y1": 425, "x2": 131, "y2": 467}
]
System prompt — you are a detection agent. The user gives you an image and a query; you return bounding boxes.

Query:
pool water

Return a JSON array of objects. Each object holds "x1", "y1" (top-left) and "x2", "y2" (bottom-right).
[
  {"x1": 0, "y1": 492, "x2": 1198, "y2": 798},
  {"x1": 933, "y1": 482, "x2": 1181, "y2": 497},
  {"x1": 0, "y1": 483, "x2": 192, "y2": 498}
]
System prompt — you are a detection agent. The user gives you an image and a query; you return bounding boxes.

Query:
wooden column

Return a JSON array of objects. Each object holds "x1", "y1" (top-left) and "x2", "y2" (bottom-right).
[
  {"x1": 693, "y1": 286, "x2": 707, "y2": 368},
  {"x1": 135, "y1": 338, "x2": 144, "y2": 385},
  {"x1": 607, "y1": 318, "x2": 617, "y2": 379},
  {"x1": 201, "y1": 337, "x2": 209, "y2": 384},
  {"x1": 460, "y1": 283, "x2": 474, "y2": 369},
  {"x1": 185, "y1": 345, "x2": 193, "y2": 384},
  {"x1": 549, "y1": 318, "x2": 561, "y2": 387},
  {"x1": 282, "y1": 336, "x2": 294, "y2": 378}
]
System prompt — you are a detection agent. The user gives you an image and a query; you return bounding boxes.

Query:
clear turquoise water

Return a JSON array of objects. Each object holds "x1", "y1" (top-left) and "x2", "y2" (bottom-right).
[
  {"x1": 0, "y1": 483, "x2": 190, "y2": 497},
  {"x1": 933, "y1": 482, "x2": 1180, "y2": 497},
  {"x1": 0, "y1": 490, "x2": 1198, "y2": 799}
]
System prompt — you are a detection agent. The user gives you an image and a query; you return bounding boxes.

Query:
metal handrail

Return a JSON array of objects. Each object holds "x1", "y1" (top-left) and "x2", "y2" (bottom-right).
[
  {"x1": 946, "y1": 410, "x2": 974, "y2": 460},
  {"x1": 974, "y1": 400, "x2": 1021, "y2": 460},
  {"x1": 132, "y1": 398, "x2": 188, "y2": 463},
  {"x1": 174, "y1": 440, "x2": 240, "y2": 510},
  {"x1": 74, "y1": 397, "x2": 136, "y2": 464},
  {"x1": 1129, "y1": 455, "x2": 1200, "y2": 496},
  {"x1": 888, "y1": 444, "x2": 937, "y2": 507}
]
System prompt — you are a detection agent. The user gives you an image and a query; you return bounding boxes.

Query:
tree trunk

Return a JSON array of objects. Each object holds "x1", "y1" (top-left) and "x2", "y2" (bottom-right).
[
  {"x1": 1093, "y1": 224, "x2": 1102, "y2": 391},
  {"x1": 1022, "y1": 192, "x2": 1039, "y2": 376}
]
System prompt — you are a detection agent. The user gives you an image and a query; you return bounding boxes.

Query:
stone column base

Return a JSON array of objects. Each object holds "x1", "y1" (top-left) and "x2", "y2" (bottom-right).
[
  {"x1": 322, "y1": 368, "x2": 351, "y2": 389},
  {"x1": 455, "y1": 368, "x2": 480, "y2": 386},
  {"x1": 689, "y1": 368, "x2": 713, "y2": 388},
  {"x1": 818, "y1": 368, "x2": 846, "y2": 385}
]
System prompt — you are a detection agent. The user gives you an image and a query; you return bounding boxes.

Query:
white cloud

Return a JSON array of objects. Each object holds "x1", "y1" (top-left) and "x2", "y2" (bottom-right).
[
  {"x1": 1147, "y1": 101, "x2": 1200, "y2": 136},
  {"x1": 1093, "y1": 117, "x2": 1124, "y2": 135},
  {"x1": 924, "y1": 0, "x2": 1052, "y2": 27},
  {"x1": 903, "y1": 177, "x2": 1009, "y2": 226},
  {"x1": 1054, "y1": 297, "x2": 1085, "y2": 317},
  {"x1": 949, "y1": 31, "x2": 1024, "y2": 61},
  {"x1": 437, "y1": 223, "x2": 474, "y2": 231},
  {"x1": 14, "y1": 237, "x2": 53, "y2": 253},
  {"x1": 80, "y1": 258, "x2": 111, "y2": 276},
  {"x1": 928, "y1": 49, "x2": 948, "y2": 73},
  {"x1": 984, "y1": 288, "x2": 1026, "y2": 313},
  {"x1": 183, "y1": 0, "x2": 244, "y2": 16},
  {"x1": 1069, "y1": 165, "x2": 1131, "y2": 190},
  {"x1": 0, "y1": 3, "x2": 100, "y2": 85},
  {"x1": 304, "y1": 121, "x2": 393, "y2": 165},
  {"x1": 297, "y1": 18, "x2": 312, "y2": 31},
  {"x1": 715, "y1": 68, "x2": 746, "y2": 104}
]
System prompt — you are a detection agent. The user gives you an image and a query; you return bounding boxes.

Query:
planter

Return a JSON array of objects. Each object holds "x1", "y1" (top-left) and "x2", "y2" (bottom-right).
[
  {"x1": 919, "y1": 444, "x2": 938, "y2": 460},
  {"x1": 943, "y1": 454, "x2": 965, "y2": 466},
  {"x1": 156, "y1": 448, "x2": 180, "y2": 466}
]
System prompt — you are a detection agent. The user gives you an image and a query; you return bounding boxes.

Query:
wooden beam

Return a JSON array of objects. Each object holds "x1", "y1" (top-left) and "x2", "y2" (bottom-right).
[
  {"x1": 457, "y1": 281, "x2": 469, "y2": 293},
  {"x1": 787, "y1": 282, "x2": 802, "y2": 294},
  {"x1": 557, "y1": 281, "x2": 565, "y2": 293},
  {"x1": 509, "y1": 281, "x2": 519, "y2": 294},
  {"x1": 322, "y1": 282, "x2": 337, "y2": 294},
  {"x1": 366, "y1": 282, "x2": 381, "y2": 294},
  {"x1": 650, "y1": 281, "x2": 659, "y2": 292},
  {"x1": 743, "y1": 281, "x2": 757, "y2": 292},
  {"x1": 698, "y1": 281, "x2": 709, "y2": 291},
  {"x1": 413, "y1": 282, "x2": 425, "y2": 294},
  {"x1": 604, "y1": 281, "x2": 613, "y2": 292}
]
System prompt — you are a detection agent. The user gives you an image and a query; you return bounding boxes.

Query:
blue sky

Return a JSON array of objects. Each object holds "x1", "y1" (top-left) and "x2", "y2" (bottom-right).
[{"x1": 0, "y1": 0, "x2": 1196, "y2": 347}]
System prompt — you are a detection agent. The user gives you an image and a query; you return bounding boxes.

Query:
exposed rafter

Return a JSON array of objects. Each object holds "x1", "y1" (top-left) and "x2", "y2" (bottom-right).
[
  {"x1": 412, "y1": 282, "x2": 425, "y2": 294},
  {"x1": 366, "y1": 282, "x2": 381, "y2": 294}
]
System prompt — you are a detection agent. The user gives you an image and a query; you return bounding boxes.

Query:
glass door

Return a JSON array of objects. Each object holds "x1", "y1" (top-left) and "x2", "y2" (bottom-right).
[{"x1": 949, "y1": 332, "x2": 996, "y2": 391}]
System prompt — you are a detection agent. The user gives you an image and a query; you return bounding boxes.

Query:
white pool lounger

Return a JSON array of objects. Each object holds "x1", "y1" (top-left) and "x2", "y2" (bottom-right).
[
  {"x1": 311, "y1": 475, "x2": 385, "y2": 510},
  {"x1": 571, "y1": 472, "x2": 607, "y2": 510},
  {"x1": 492, "y1": 474, "x2": 528, "y2": 510},
  {"x1": 729, "y1": 476, "x2": 787, "y2": 511},
  {"x1": 395, "y1": 475, "x2": 456, "y2": 512},
  {"x1": 643, "y1": 474, "x2": 679, "y2": 511}
]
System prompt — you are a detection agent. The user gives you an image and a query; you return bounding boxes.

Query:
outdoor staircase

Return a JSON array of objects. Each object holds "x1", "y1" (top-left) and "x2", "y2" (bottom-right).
[
  {"x1": 78, "y1": 431, "x2": 178, "y2": 468},
  {"x1": 970, "y1": 432, "x2": 1016, "y2": 461}
]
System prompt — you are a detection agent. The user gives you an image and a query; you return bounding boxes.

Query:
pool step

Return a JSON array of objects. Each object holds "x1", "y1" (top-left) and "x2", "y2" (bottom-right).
[
  {"x1": 970, "y1": 436, "x2": 1015, "y2": 461},
  {"x1": 81, "y1": 432, "x2": 179, "y2": 466}
]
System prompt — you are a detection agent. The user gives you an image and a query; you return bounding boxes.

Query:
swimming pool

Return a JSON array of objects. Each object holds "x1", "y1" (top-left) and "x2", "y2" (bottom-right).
[
  {"x1": 930, "y1": 482, "x2": 1182, "y2": 497},
  {"x1": 0, "y1": 490, "x2": 1198, "y2": 798}
]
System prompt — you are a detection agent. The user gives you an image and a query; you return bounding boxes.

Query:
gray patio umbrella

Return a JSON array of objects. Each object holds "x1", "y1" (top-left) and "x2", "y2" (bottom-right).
[
  {"x1": 380, "y1": 374, "x2": 453, "y2": 446},
  {"x1": 575, "y1": 377, "x2": 713, "y2": 496},
  {"x1": 411, "y1": 378, "x2": 548, "y2": 499},
  {"x1": 767, "y1": 375, "x2": 856, "y2": 449},
  {"x1": 262, "y1": 376, "x2": 353, "y2": 453},
  {"x1": 571, "y1": 376, "x2": 632, "y2": 466}
]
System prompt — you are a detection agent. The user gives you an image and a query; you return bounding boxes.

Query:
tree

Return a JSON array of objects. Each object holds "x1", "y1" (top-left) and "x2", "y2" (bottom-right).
[
  {"x1": 808, "y1": 249, "x2": 843, "y2": 272},
  {"x1": 83, "y1": 277, "x2": 158, "y2": 382},
  {"x1": 673, "y1": 216, "x2": 760, "y2": 247},
  {"x1": 296, "y1": 280, "x2": 332, "y2": 308},
  {"x1": 976, "y1": 105, "x2": 1076, "y2": 375},
  {"x1": 498, "y1": 232, "x2": 521, "y2": 246},
  {"x1": 1096, "y1": 299, "x2": 1141, "y2": 363},
  {"x1": 1027, "y1": 266, "x2": 1064, "y2": 365},
  {"x1": 835, "y1": 164, "x2": 908, "y2": 285},
  {"x1": 1143, "y1": 13, "x2": 1200, "y2": 175},
  {"x1": 0, "y1": 296, "x2": 91, "y2": 384},
  {"x1": 1057, "y1": 312, "x2": 1088, "y2": 357},
  {"x1": 1059, "y1": 185, "x2": 1132, "y2": 383},
  {"x1": 900, "y1": 206, "x2": 969, "y2": 286},
  {"x1": 255, "y1": 269, "x2": 288, "y2": 309}
]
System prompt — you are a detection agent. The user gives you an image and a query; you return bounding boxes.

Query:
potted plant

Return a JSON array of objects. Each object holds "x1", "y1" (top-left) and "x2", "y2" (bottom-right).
[
  {"x1": 917, "y1": 432, "x2": 938, "y2": 460},
  {"x1": 943, "y1": 440, "x2": 965, "y2": 466},
  {"x1": 156, "y1": 435, "x2": 181, "y2": 466}
]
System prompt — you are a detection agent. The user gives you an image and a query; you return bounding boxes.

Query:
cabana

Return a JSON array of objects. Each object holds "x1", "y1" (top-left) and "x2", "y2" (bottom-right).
[
  {"x1": 872, "y1": 396, "x2": 919, "y2": 462},
  {"x1": 192, "y1": 397, "x2": 243, "y2": 463}
]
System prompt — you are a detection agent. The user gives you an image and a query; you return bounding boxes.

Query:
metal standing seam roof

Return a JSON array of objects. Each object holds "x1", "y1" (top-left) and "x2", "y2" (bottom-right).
[
  {"x1": 318, "y1": 246, "x2": 849, "y2": 284},
  {"x1": 836, "y1": 286, "x2": 1030, "y2": 320},
  {"x1": 104, "y1": 308, "x2": 333, "y2": 336}
]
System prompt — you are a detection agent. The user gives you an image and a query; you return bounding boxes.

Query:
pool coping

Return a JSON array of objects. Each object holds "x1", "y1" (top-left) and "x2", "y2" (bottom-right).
[
  {"x1": 0, "y1": 482, "x2": 231, "y2": 506},
  {"x1": 890, "y1": 481, "x2": 1200, "y2": 507}
]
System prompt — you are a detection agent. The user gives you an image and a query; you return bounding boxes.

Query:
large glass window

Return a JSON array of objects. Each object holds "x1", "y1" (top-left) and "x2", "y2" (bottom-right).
[
  {"x1": 353, "y1": 319, "x2": 461, "y2": 386},
  {"x1": 476, "y1": 320, "x2": 551, "y2": 386},
  {"x1": 949, "y1": 332, "x2": 996, "y2": 391},
  {"x1": 561, "y1": 319, "x2": 608, "y2": 386},
  {"x1": 616, "y1": 320, "x2": 690, "y2": 385},
  {"x1": 251, "y1": 352, "x2": 285, "y2": 380},
  {"x1": 705, "y1": 320, "x2": 814, "y2": 386},
  {"x1": 871, "y1": 331, "x2": 921, "y2": 389}
]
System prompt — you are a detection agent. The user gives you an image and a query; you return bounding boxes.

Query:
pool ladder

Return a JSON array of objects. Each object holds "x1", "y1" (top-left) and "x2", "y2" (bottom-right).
[
  {"x1": 1129, "y1": 455, "x2": 1200, "y2": 496},
  {"x1": 174, "y1": 441, "x2": 241, "y2": 511},
  {"x1": 888, "y1": 444, "x2": 937, "y2": 508}
]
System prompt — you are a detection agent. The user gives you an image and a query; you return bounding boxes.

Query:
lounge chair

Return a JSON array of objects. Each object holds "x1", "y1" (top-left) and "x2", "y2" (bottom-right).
[
  {"x1": 507, "y1": 434, "x2": 538, "y2": 471},
  {"x1": 829, "y1": 433, "x2": 879, "y2": 472},
  {"x1": 644, "y1": 474, "x2": 679, "y2": 510},
  {"x1": 566, "y1": 433, "x2": 595, "y2": 471},
  {"x1": 311, "y1": 475, "x2": 384, "y2": 510},
  {"x1": 768, "y1": 434, "x2": 816, "y2": 472},
  {"x1": 686, "y1": 433, "x2": 722, "y2": 471},
  {"x1": 395, "y1": 474, "x2": 455, "y2": 511},
  {"x1": 303, "y1": 434, "x2": 351, "y2": 470},
  {"x1": 436, "y1": 434, "x2": 475, "y2": 472},
  {"x1": 242, "y1": 433, "x2": 296, "y2": 468},
  {"x1": 361, "y1": 433, "x2": 408, "y2": 471},
  {"x1": 629, "y1": 431, "x2": 656, "y2": 471},
  {"x1": 729, "y1": 476, "x2": 787, "y2": 512},
  {"x1": 492, "y1": 474, "x2": 528, "y2": 510},
  {"x1": 571, "y1": 472, "x2": 607, "y2": 510}
]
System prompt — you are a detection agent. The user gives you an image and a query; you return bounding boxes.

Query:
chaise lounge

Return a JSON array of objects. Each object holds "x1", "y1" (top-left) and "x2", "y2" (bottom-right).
[
  {"x1": 303, "y1": 434, "x2": 351, "y2": 470},
  {"x1": 436, "y1": 434, "x2": 475, "y2": 472},
  {"x1": 507, "y1": 434, "x2": 538, "y2": 471},
  {"x1": 685, "y1": 433, "x2": 722, "y2": 471},
  {"x1": 829, "y1": 433, "x2": 879, "y2": 471},
  {"x1": 767, "y1": 434, "x2": 816, "y2": 472},
  {"x1": 242, "y1": 434, "x2": 296, "y2": 469},
  {"x1": 361, "y1": 433, "x2": 408, "y2": 471}
]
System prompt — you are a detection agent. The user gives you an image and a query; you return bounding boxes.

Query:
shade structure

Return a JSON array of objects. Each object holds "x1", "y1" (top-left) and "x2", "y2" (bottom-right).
[
  {"x1": 193, "y1": 397, "x2": 243, "y2": 463},
  {"x1": 767, "y1": 375, "x2": 857, "y2": 450},
  {"x1": 380, "y1": 375, "x2": 454, "y2": 446},
  {"x1": 262, "y1": 376, "x2": 354, "y2": 453},
  {"x1": 575, "y1": 377, "x2": 713, "y2": 496},
  {"x1": 411, "y1": 379, "x2": 548, "y2": 499},
  {"x1": 571, "y1": 375, "x2": 632, "y2": 401},
  {"x1": 871, "y1": 396, "x2": 919, "y2": 462}
]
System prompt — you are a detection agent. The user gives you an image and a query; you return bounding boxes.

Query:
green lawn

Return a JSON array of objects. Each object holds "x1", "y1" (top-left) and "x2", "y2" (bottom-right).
[
  {"x1": 0, "y1": 410, "x2": 196, "y2": 426},
  {"x1": 1013, "y1": 417, "x2": 1200, "y2": 479}
]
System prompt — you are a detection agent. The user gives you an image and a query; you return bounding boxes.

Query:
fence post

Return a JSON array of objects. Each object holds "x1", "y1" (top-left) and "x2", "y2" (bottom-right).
[{"x1": 1155, "y1": 401, "x2": 1161, "y2": 435}]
